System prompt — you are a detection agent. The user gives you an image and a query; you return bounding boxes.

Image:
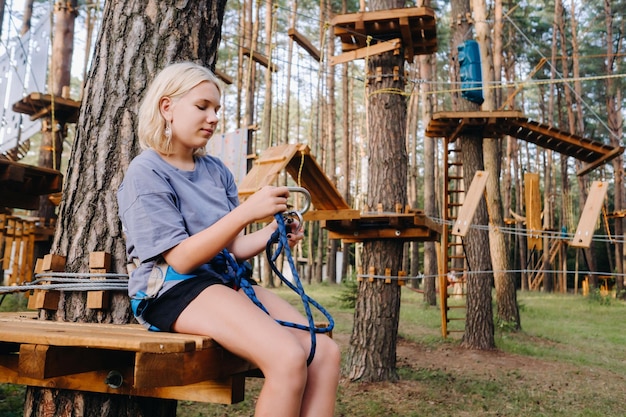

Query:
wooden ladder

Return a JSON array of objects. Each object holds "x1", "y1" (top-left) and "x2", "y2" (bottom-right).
[
  {"x1": 529, "y1": 238, "x2": 564, "y2": 291},
  {"x1": 439, "y1": 137, "x2": 468, "y2": 338}
]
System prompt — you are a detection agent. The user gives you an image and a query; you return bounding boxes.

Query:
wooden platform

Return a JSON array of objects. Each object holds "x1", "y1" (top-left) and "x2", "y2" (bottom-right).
[
  {"x1": 331, "y1": 6, "x2": 437, "y2": 65},
  {"x1": 0, "y1": 159, "x2": 63, "y2": 210},
  {"x1": 12, "y1": 92, "x2": 81, "y2": 123},
  {"x1": 323, "y1": 210, "x2": 440, "y2": 243},
  {"x1": 425, "y1": 111, "x2": 624, "y2": 176},
  {"x1": 0, "y1": 313, "x2": 256, "y2": 404}
]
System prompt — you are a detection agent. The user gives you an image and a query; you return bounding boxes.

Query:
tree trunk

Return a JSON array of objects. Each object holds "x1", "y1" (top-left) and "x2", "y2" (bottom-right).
[
  {"x1": 460, "y1": 140, "x2": 495, "y2": 349},
  {"x1": 419, "y1": 28, "x2": 437, "y2": 306},
  {"x1": 473, "y1": 0, "x2": 520, "y2": 329},
  {"x1": 603, "y1": 0, "x2": 625, "y2": 298},
  {"x1": 35, "y1": 0, "x2": 76, "y2": 254},
  {"x1": 339, "y1": 0, "x2": 352, "y2": 282},
  {"x1": 326, "y1": 0, "x2": 338, "y2": 285},
  {"x1": 347, "y1": 0, "x2": 408, "y2": 378},
  {"x1": 451, "y1": 0, "x2": 495, "y2": 350},
  {"x1": 27, "y1": 1, "x2": 227, "y2": 416}
]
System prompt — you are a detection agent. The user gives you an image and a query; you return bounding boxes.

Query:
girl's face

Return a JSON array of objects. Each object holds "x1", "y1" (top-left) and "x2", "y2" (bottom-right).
[{"x1": 161, "y1": 81, "x2": 221, "y2": 154}]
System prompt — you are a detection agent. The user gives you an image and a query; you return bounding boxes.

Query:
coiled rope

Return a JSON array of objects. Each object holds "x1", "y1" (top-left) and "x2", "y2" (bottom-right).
[{"x1": 223, "y1": 212, "x2": 334, "y2": 366}]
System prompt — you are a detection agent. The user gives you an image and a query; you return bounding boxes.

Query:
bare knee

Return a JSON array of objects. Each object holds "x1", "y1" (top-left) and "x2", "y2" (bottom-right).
[
  {"x1": 262, "y1": 338, "x2": 309, "y2": 389},
  {"x1": 314, "y1": 336, "x2": 341, "y2": 376}
]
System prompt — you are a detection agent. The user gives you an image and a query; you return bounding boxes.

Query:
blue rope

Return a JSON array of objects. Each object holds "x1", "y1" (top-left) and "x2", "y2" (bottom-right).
[{"x1": 224, "y1": 213, "x2": 334, "y2": 366}]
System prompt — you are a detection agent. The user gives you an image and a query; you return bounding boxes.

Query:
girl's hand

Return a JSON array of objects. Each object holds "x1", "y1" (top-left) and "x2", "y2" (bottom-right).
[
  {"x1": 286, "y1": 219, "x2": 304, "y2": 247},
  {"x1": 240, "y1": 186, "x2": 290, "y2": 222}
]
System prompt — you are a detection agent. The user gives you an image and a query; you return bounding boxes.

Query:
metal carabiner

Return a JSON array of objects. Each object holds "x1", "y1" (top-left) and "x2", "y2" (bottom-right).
[
  {"x1": 287, "y1": 186, "x2": 311, "y2": 215},
  {"x1": 282, "y1": 186, "x2": 311, "y2": 233}
]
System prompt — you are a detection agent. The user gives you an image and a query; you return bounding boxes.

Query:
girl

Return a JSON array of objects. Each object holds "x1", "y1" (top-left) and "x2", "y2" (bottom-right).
[{"x1": 117, "y1": 62, "x2": 340, "y2": 417}]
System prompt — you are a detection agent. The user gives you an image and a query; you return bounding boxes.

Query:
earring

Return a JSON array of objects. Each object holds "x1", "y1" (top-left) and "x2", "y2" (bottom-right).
[{"x1": 164, "y1": 120, "x2": 172, "y2": 141}]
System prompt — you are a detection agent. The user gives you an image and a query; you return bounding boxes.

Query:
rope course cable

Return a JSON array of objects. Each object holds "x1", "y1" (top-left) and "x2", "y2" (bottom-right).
[
  {"x1": 0, "y1": 273, "x2": 129, "y2": 295},
  {"x1": 358, "y1": 269, "x2": 626, "y2": 282},
  {"x1": 427, "y1": 215, "x2": 626, "y2": 244}
]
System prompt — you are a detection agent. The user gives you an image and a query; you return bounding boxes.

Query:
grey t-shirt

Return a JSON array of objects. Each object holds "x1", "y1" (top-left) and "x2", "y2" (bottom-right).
[{"x1": 117, "y1": 149, "x2": 239, "y2": 299}]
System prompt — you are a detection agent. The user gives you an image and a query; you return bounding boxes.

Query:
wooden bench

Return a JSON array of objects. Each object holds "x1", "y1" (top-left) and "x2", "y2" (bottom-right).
[{"x1": 0, "y1": 312, "x2": 257, "y2": 404}]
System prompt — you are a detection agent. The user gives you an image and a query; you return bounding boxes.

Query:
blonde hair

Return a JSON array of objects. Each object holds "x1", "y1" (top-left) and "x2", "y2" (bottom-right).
[{"x1": 137, "y1": 62, "x2": 222, "y2": 156}]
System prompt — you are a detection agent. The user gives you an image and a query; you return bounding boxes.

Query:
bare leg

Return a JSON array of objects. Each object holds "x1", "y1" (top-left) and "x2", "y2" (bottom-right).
[
  {"x1": 172, "y1": 284, "x2": 308, "y2": 417},
  {"x1": 251, "y1": 286, "x2": 341, "y2": 417}
]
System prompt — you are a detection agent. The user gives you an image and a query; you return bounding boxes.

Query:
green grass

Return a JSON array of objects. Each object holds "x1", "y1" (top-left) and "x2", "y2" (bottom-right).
[
  {"x1": 496, "y1": 291, "x2": 626, "y2": 373},
  {"x1": 177, "y1": 285, "x2": 626, "y2": 416}
]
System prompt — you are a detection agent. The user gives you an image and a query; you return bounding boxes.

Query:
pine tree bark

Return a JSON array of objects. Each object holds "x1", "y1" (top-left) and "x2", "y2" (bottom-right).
[
  {"x1": 347, "y1": 6, "x2": 408, "y2": 378},
  {"x1": 420, "y1": 37, "x2": 437, "y2": 306},
  {"x1": 602, "y1": 0, "x2": 624, "y2": 298},
  {"x1": 339, "y1": 0, "x2": 352, "y2": 282},
  {"x1": 451, "y1": 0, "x2": 495, "y2": 350},
  {"x1": 26, "y1": 1, "x2": 227, "y2": 416},
  {"x1": 326, "y1": 0, "x2": 338, "y2": 284},
  {"x1": 473, "y1": 0, "x2": 520, "y2": 329}
]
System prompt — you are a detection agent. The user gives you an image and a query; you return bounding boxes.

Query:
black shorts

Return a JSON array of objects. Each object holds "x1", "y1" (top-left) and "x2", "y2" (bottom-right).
[{"x1": 141, "y1": 276, "x2": 256, "y2": 332}]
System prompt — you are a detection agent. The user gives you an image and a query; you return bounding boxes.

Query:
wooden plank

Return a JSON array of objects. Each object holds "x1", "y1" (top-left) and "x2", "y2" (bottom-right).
[
  {"x1": 577, "y1": 146, "x2": 625, "y2": 176},
  {"x1": 524, "y1": 172, "x2": 543, "y2": 250},
  {"x1": 399, "y1": 16, "x2": 413, "y2": 60},
  {"x1": 239, "y1": 143, "x2": 353, "y2": 216},
  {"x1": 18, "y1": 344, "x2": 133, "y2": 380},
  {"x1": 0, "y1": 315, "x2": 215, "y2": 350},
  {"x1": 286, "y1": 146, "x2": 351, "y2": 211},
  {"x1": 288, "y1": 27, "x2": 320, "y2": 62},
  {"x1": 214, "y1": 69, "x2": 233, "y2": 85},
  {"x1": 303, "y1": 209, "x2": 360, "y2": 222},
  {"x1": 331, "y1": 6, "x2": 435, "y2": 26},
  {"x1": 0, "y1": 366, "x2": 245, "y2": 404},
  {"x1": 570, "y1": 181, "x2": 609, "y2": 248},
  {"x1": 451, "y1": 171, "x2": 489, "y2": 237},
  {"x1": 330, "y1": 38, "x2": 402, "y2": 66},
  {"x1": 0, "y1": 319, "x2": 196, "y2": 353},
  {"x1": 238, "y1": 144, "x2": 300, "y2": 197},
  {"x1": 135, "y1": 348, "x2": 254, "y2": 388},
  {"x1": 240, "y1": 47, "x2": 279, "y2": 72},
  {"x1": 328, "y1": 227, "x2": 436, "y2": 243}
]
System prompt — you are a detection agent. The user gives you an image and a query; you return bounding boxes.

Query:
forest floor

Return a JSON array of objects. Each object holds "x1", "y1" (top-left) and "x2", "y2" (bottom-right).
[
  {"x1": 179, "y1": 287, "x2": 626, "y2": 417},
  {"x1": 331, "y1": 332, "x2": 625, "y2": 417}
]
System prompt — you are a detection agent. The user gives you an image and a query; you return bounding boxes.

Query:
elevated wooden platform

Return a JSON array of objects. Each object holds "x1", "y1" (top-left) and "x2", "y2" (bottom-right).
[
  {"x1": 0, "y1": 159, "x2": 63, "y2": 210},
  {"x1": 239, "y1": 144, "x2": 441, "y2": 241},
  {"x1": 0, "y1": 313, "x2": 255, "y2": 404},
  {"x1": 425, "y1": 111, "x2": 624, "y2": 176},
  {"x1": 12, "y1": 92, "x2": 81, "y2": 123},
  {"x1": 331, "y1": 6, "x2": 437, "y2": 65},
  {"x1": 238, "y1": 143, "x2": 359, "y2": 221},
  {"x1": 323, "y1": 210, "x2": 440, "y2": 243}
]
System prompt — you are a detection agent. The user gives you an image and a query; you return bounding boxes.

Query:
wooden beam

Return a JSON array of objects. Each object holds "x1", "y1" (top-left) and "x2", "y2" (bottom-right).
[
  {"x1": 288, "y1": 27, "x2": 321, "y2": 62},
  {"x1": 241, "y1": 47, "x2": 279, "y2": 72},
  {"x1": 577, "y1": 146, "x2": 625, "y2": 176},
  {"x1": 399, "y1": 16, "x2": 413, "y2": 60},
  {"x1": 18, "y1": 344, "x2": 132, "y2": 380},
  {"x1": 330, "y1": 38, "x2": 402, "y2": 66},
  {"x1": 214, "y1": 69, "x2": 233, "y2": 85}
]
